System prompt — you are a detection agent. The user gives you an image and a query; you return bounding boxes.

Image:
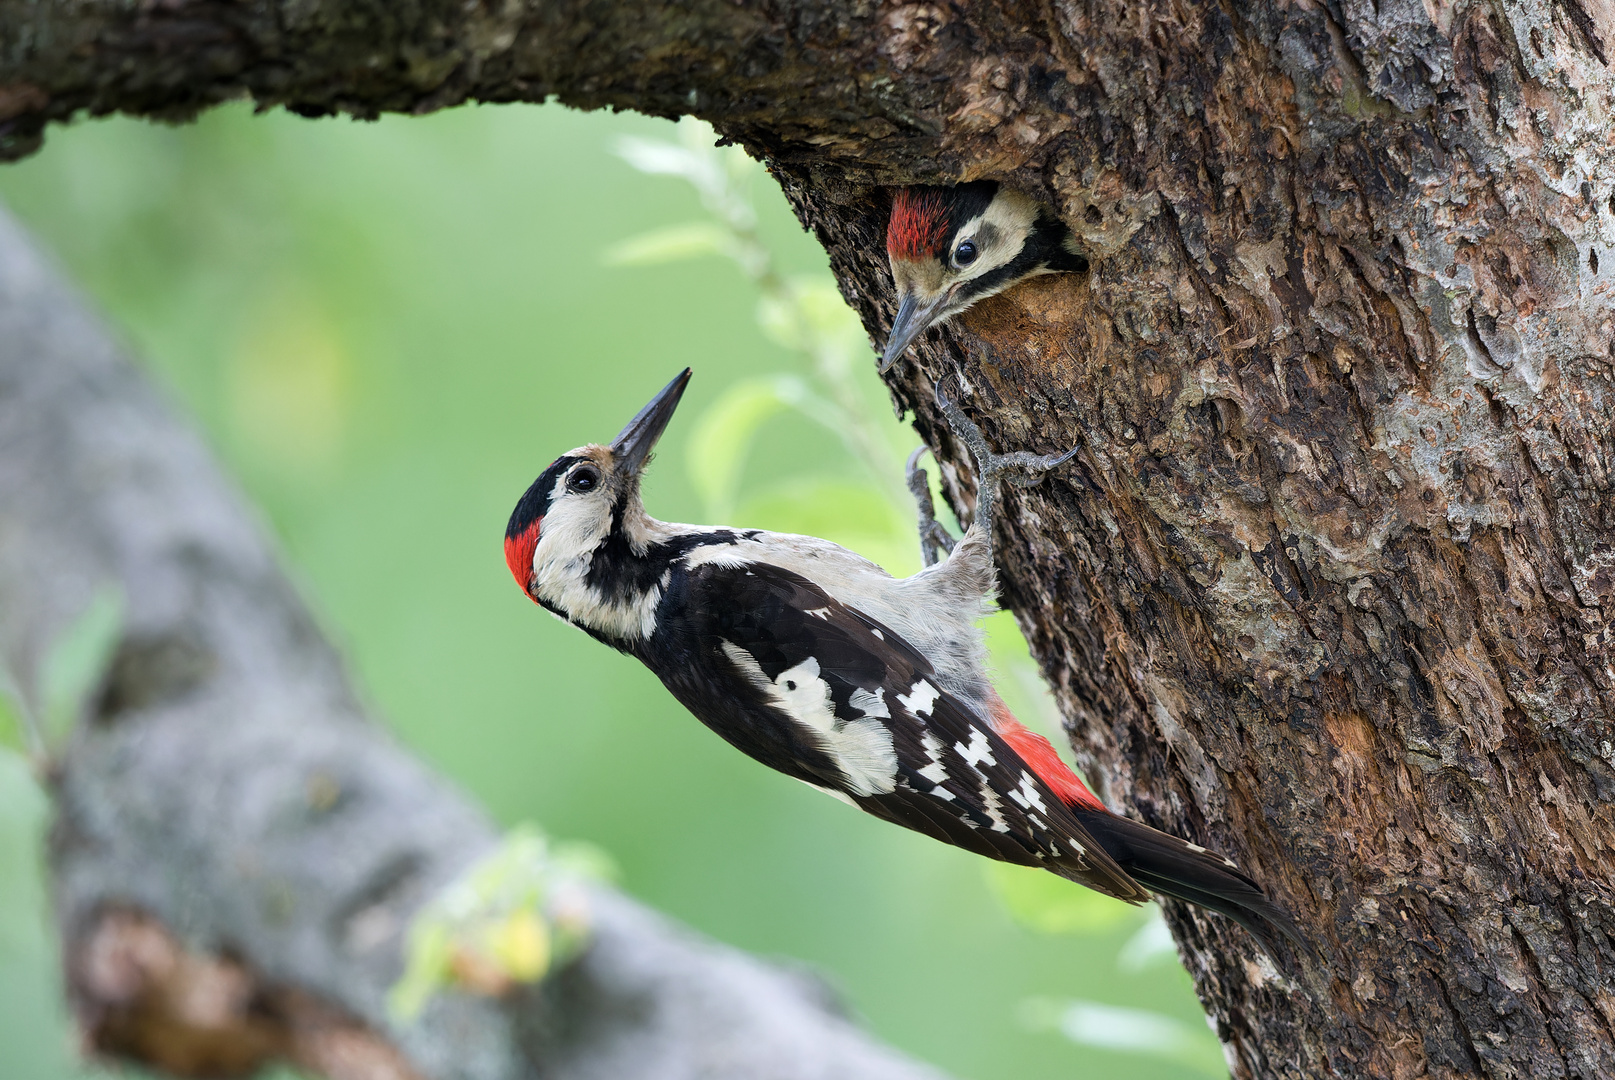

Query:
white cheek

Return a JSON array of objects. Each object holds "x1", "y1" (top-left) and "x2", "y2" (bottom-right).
[
  {"x1": 951, "y1": 197, "x2": 1035, "y2": 285},
  {"x1": 531, "y1": 497, "x2": 612, "y2": 575}
]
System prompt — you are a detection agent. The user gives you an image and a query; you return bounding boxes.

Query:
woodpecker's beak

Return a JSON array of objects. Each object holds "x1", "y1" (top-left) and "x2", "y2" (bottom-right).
[
  {"x1": 611, "y1": 368, "x2": 691, "y2": 476},
  {"x1": 879, "y1": 289, "x2": 954, "y2": 373}
]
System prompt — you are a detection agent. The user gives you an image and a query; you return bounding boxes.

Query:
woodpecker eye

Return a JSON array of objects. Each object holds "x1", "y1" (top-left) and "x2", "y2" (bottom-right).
[
  {"x1": 567, "y1": 465, "x2": 601, "y2": 493},
  {"x1": 953, "y1": 240, "x2": 979, "y2": 267}
]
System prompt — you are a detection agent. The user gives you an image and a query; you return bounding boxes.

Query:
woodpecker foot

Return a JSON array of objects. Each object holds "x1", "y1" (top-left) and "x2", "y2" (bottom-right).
[
  {"x1": 935, "y1": 378, "x2": 1078, "y2": 555},
  {"x1": 907, "y1": 446, "x2": 958, "y2": 568}
]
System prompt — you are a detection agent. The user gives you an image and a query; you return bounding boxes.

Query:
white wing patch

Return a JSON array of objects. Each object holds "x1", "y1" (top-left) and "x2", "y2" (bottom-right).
[
  {"x1": 955, "y1": 726, "x2": 996, "y2": 767},
  {"x1": 721, "y1": 643, "x2": 898, "y2": 797},
  {"x1": 897, "y1": 678, "x2": 940, "y2": 717},
  {"x1": 682, "y1": 543, "x2": 761, "y2": 571},
  {"x1": 1009, "y1": 771, "x2": 1049, "y2": 814},
  {"x1": 850, "y1": 687, "x2": 891, "y2": 719},
  {"x1": 917, "y1": 731, "x2": 949, "y2": 786},
  {"x1": 978, "y1": 777, "x2": 1011, "y2": 832}
]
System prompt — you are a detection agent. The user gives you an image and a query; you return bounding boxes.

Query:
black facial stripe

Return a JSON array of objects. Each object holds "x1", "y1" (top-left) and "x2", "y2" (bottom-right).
[
  {"x1": 507, "y1": 455, "x2": 583, "y2": 539},
  {"x1": 1036, "y1": 213, "x2": 1089, "y2": 272},
  {"x1": 583, "y1": 526, "x2": 750, "y2": 605},
  {"x1": 955, "y1": 212, "x2": 1086, "y2": 303},
  {"x1": 955, "y1": 242, "x2": 1052, "y2": 303}
]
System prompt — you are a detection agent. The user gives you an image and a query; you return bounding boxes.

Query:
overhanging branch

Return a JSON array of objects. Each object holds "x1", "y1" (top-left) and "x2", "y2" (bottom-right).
[{"x1": 0, "y1": 0, "x2": 967, "y2": 169}]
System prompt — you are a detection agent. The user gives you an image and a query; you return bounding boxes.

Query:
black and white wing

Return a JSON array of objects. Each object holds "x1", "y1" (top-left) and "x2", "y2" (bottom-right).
[{"x1": 644, "y1": 556, "x2": 1150, "y2": 903}]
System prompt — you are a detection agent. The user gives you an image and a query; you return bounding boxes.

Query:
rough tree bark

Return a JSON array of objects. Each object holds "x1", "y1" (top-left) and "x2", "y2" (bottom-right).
[
  {"x1": 0, "y1": 208, "x2": 955, "y2": 1080},
  {"x1": 6, "y1": 1, "x2": 1615, "y2": 1077}
]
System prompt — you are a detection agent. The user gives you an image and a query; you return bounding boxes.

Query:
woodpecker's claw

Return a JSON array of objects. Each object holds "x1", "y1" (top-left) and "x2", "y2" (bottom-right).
[
  {"x1": 907, "y1": 446, "x2": 958, "y2": 569},
  {"x1": 933, "y1": 377, "x2": 1078, "y2": 560}
]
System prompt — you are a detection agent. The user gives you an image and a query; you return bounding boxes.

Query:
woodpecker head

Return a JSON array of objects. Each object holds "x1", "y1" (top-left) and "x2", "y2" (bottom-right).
[
  {"x1": 505, "y1": 369, "x2": 690, "y2": 625},
  {"x1": 880, "y1": 182, "x2": 1088, "y2": 372}
]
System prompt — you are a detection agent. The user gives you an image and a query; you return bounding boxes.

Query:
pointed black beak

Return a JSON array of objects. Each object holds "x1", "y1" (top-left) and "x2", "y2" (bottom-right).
[
  {"x1": 879, "y1": 290, "x2": 953, "y2": 373},
  {"x1": 610, "y1": 368, "x2": 691, "y2": 476}
]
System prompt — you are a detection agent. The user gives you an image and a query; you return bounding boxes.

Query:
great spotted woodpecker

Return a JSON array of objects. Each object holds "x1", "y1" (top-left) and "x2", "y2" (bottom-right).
[
  {"x1": 881, "y1": 182, "x2": 1089, "y2": 372},
  {"x1": 505, "y1": 369, "x2": 1305, "y2": 957}
]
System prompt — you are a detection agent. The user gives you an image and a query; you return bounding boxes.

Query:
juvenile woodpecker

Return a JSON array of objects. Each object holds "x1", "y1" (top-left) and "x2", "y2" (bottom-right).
[
  {"x1": 505, "y1": 369, "x2": 1305, "y2": 957},
  {"x1": 881, "y1": 182, "x2": 1089, "y2": 372}
]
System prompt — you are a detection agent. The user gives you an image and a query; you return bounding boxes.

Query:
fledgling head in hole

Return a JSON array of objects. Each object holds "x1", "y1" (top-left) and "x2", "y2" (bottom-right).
[
  {"x1": 505, "y1": 368, "x2": 691, "y2": 603},
  {"x1": 880, "y1": 181, "x2": 1089, "y2": 372}
]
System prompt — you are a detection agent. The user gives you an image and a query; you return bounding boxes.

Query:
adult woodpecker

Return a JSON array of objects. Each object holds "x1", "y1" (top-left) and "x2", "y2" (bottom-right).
[
  {"x1": 881, "y1": 181, "x2": 1089, "y2": 372},
  {"x1": 505, "y1": 369, "x2": 1306, "y2": 958}
]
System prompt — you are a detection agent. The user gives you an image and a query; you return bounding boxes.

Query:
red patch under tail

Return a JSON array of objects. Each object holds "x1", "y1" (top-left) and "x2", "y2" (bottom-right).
[{"x1": 987, "y1": 695, "x2": 1107, "y2": 812}]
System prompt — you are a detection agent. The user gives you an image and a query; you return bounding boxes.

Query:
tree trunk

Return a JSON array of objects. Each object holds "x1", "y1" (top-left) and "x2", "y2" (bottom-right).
[{"x1": 7, "y1": 1, "x2": 1615, "y2": 1076}]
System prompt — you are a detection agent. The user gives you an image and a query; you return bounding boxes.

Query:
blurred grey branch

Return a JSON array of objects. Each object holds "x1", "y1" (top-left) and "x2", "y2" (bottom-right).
[{"x1": 0, "y1": 205, "x2": 951, "y2": 1079}]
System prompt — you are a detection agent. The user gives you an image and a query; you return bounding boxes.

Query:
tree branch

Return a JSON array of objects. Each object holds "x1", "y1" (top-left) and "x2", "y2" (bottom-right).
[
  {"x1": 0, "y1": 0, "x2": 956, "y2": 169},
  {"x1": 0, "y1": 205, "x2": 951, "y2": 1080}
]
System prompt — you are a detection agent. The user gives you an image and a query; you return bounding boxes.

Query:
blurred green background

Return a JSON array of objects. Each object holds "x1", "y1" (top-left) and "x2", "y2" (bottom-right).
[{"x1": 0, "y1": 103, "x2": 1221, "y2": 1079}]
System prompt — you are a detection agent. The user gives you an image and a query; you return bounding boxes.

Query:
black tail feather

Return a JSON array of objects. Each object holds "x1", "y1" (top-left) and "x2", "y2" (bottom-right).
[{"x1": 1073, "y1": 809, "x2": 1313, "y2": 961}]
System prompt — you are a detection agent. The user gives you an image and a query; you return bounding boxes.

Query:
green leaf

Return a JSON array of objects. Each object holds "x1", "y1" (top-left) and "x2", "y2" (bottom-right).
[
  {"x1": 613, "y1": 122, "x2": 759, "y2": 222},
  {"x1": 685, "y1": 378, "x2": 798, "y2": 519},
  {"x1": 41, "y1": 586, "x2": 124, "y2": 745},
  {"x1": 613, "y1": 137, "x2": 707, "y2": 180},
  {"x1": 551, "y1": 839, "x2": 619, "y2": 885},
  {"x1": 735, "y1": 478, "x2": 919, "y2": 577},
  {"x1": 1020, "y1": 997, "x2": 1227, "y2": 1075},
  {"x1": 985, "y1": 861, "x2": 1136, "y2": 935},
  {"x1": 755, "y1": 276, "x2": 865, "y2": 356},
  {"x1": 389, "y1": 824, "x2": 609, "y2": 1024},
  {"x1": 793, "y1": 277, "x2": 866, "y2": 344},
  {"x1": 0, "y1": 688, "x2": 24, "y2": 760},
  {"x1": 602, "y1": 223, "x2": 734, "y2": 267},
  {"x1": 1117, "y1": 912, "x2": 1181, "y2": 972},
  {"x1": 389, "y1": 919, "x2": 453, "y2": 1022}
]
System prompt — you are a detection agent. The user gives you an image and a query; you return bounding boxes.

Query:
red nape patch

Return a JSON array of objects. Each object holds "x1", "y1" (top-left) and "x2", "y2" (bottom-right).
[
  {"x1": 504, "y1": 518, "x2": 542, "y2": 599},
  {"x1": 887, "y1": 188, "x2": 950, "y2": 259},
  {"x1": 989, "y1": 697, "x2": 1107, "y2": 812}
]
